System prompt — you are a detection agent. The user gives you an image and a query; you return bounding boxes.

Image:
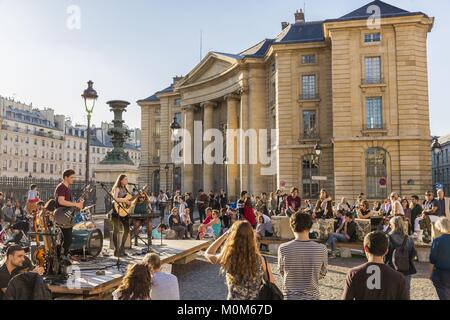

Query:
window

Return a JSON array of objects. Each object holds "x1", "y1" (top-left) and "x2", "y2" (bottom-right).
[
  {"x1": 155, "y1": 121, "x2": 161, "y2": 136},
  {"x1": 174, "y1": 98, "x2": 182, "y2": 106},
  {"x1": 302, "y1": 155, "x2": 319, "y2": 199},
  {"x1": 302, "y1": 75, "x2": 317, "y2": 100},
  {"x1": 366, "y1": 97, "x2": 383, "y2": 129},
  {"x1": 366, "y1": 148, "x2": 388, "y2": 199},
  {"x1": 41, "y1": 163, "x2": 45, "y2": 173},
  {"x1": 364, "y1": 33, "x2": 381, "y2": 43},
  {"x1": 302, "y1": 55, "x2": 316, "y2": 64},
  {"x1": 303, "y1": 111, "x2": 317, "y2": 139},
  {"x1": 365, "y1": 57, "x2": 381, "y2": 84},
  {"x1": 24, "y1": 162, "x2": 28, "y2": 172}
]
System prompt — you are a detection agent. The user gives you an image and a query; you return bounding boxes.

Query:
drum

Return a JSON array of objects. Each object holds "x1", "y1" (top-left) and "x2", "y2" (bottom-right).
[{"x1": 70, "y1": 228, "x2": 103, "y2": 257}]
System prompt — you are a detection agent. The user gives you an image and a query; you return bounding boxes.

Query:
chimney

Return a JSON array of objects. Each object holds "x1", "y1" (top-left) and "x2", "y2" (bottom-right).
[
  {"x1": 173, "y1": 76, "x2": 183, "y2": 84},
  {"x1": 281, "y1": 22, "x2": 289, "y2": 30},
  {"x1": 295, "y1": 9, "x2": 305, "y2": 23}
]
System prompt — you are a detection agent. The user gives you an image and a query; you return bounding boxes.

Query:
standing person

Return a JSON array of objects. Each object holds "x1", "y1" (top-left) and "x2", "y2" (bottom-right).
[
  {"x1": 25, "y1": 185, "x2": 40, "y2": 215},
  {"x1": 269, "y1": 192, "x2": 278, "y2": 216},
  {"x1": 219, "y1": 189, "x2": 228, "y2": 210},
  {"x1": 285, "y1": 187, "x2": 301, "y2": 217},
  {"x1": 237, "y1": 191, "x2": 247, "y2": 221},
  {"x1": 385, "y1": 216, "x2": 417, "y2": 296},
  {"x1": 111, "y1": 174, "x2": 132, "y2": 257},
  {"x1": 342, "y1": 231, "x2": 409, "y2": 300},
  {"x1": 196, "y1": 189, "x2": 208, "y2": 224},
  {"x1": 54, "y1": 170, "x2": 85, "y2": 262},
  {"x1": 204, "y1": 221, "x2": 275, "y2": 300},
  {"x1": 208, "y1": 191, "x2": 216, "y2": 209},
  {"x1": 436, "y1": 189, "x2": 449, "y2": 218},
  {"x1": 157, "y1": 190, "x2": 169, "y2": 223},
  {"x1": 401, "y1": 198, "x2": 412, "y2": 224},
  {"x1": 112, "y1": 263, "x2": 151, "y2": 300},
  {"x1": 243, "y1": 195, "x2": 257, "y2": 228},
  {"x1": 278, "y1": 212, "x2": 327, "y2": 300},
  {"x1": 13, "y1": 201, "x2": 25, "y2": 222},
  {"x1": 326, "y1": 212, "x2": 357, "y2": 257},
  {"x1": 148, "y1": 192, "x2": 158, "y2": 214},
  {"x1": 430, "y1": 217, "x2": 450, "y2": 300},
  {"x1": 410, "y1": 195, "x2": 423, "y2": 234},
  {"x1": 180, "y1": 208, "x2": 194, "y2": 239},
  {"x1": 144, "y1": 253, "x2": 180, "y2": 300},
  {"x1": 185, "y1": 192, "x2": 195, "y2": 223},
  {"x1": 0, "y1": 192, "x2": 4, "y2": 211},
  {"x1": 1, "y1": 199, "x2": 16, "y2": 224}
]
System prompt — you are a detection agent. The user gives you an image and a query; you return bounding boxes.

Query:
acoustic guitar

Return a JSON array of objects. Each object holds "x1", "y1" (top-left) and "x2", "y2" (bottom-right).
[{"x1": 114, "y1": 185, "x2": 148, "y2": 218}]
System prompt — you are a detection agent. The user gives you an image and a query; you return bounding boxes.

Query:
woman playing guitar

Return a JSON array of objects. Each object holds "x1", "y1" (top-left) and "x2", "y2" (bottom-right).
[{"x1": 111, "y1": 175, "x2": 132, "y2": 257}]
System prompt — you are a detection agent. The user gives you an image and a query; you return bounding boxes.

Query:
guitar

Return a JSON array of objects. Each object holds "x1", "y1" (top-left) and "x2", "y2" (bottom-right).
[
  {"x1": 114, "y1": 185, "x2": 148, "y2": 218},
  {"x1": 33, "y1": 211, "x2": 46, "y2": 269},
  {"x1": 54, "y1": 185, "x2": 93, "y2": 229}
]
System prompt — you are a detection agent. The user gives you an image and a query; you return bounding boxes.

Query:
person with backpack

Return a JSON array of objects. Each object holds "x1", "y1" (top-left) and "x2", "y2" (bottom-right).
[{"x1": 385, "y1": 216, "x2": 417, "y2": 296}]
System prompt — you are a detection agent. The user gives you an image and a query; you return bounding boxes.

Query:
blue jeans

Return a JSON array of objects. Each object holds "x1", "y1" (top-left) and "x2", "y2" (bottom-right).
[
  {"x1": 432, "y1": 270, "x2": 450, "y2": 300},
  {"x1": 326, "y1": 232, "x2": 349, "y2": 252}
]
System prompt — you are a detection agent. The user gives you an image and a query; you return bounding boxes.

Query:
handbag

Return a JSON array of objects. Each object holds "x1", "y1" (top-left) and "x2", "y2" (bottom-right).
[{"x1": 257, "y1": 256, "x2": 284, "y2": 300}]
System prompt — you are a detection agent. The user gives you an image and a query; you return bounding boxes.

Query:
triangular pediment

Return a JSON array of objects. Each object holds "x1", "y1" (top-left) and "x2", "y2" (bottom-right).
[{"x1": 176, "y1": 52, "x2": 241, "y2": 88}]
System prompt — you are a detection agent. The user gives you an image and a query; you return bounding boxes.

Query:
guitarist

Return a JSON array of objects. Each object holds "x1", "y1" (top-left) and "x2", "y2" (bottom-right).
[
  {"x1": 54, "y1": 170, "x2": 84, "y2": 263},
  {"x1": 111, "y1": 174, "x2": 132, "y2": 257}
]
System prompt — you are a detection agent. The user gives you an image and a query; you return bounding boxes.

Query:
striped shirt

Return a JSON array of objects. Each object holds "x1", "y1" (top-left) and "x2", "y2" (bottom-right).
[{"x1": 278, "y1": 240, "x2": 328, "y2": 300}]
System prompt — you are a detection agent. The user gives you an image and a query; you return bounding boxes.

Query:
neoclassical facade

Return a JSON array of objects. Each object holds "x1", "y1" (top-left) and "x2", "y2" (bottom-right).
[{"x1": 138, "y1": 0, "x2": 434, "y2": 201}]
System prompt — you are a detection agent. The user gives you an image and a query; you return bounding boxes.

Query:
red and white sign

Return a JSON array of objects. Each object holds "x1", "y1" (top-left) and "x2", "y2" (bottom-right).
[{"x1": 379, "y1": 178, "x2": 387, "y2": 189}]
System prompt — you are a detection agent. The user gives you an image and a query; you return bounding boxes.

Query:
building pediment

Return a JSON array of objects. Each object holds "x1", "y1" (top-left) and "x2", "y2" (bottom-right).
[{"x1": 176, "y1": 52, "x2": 241, "y2": 90}]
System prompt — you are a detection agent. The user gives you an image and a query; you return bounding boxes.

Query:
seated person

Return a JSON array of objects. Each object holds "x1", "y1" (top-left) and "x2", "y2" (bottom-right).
[
  {"x1": 0, "y1": 245, "x2": 44, "y2": 300},
  {"x1": 357, "y1": 200, "x2": 373, "y2": 219},
  {"x1": 152, "y1": 224, "x2": 167, "y2": 240},
  {"x1": 256, "y1": 210, "x2": 273, "y2": 237},
  {"x1": 197, "y1": 208, "x2": 213, "y2": 239},
  {"x1": 144, "y1": 253, "x2": 180, "y2": 300},
  {"x1": 180, "y1": 208, "x2": 194, "y2": 239},
  {"x1": 326, "y1": 212, "x2": 357, "y2": 257},
  {"x1": 167, "y1": 208, "x2": 188, "y2": 240},
  {"x1": 334, "y1": 209, "x2": 345, "y2": 232},
  {"x1": 209, "y1": 210, "x2": 222, "y2": 239},
  {"x1": 256, "y1": 215, "x2": 270, "y2": 252},
  {"x1": 313, "y1": 190, "x2": 333, "y2": 219}
]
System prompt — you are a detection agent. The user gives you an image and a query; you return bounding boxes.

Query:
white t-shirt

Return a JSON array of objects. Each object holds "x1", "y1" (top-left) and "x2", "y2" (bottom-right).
[{"x1": 151, "y1": 272, "x2": 180, "y2": 300}]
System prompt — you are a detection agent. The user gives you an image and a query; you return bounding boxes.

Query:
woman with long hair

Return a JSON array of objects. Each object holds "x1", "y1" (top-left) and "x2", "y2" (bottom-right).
[
  {"x1": 204, "y1": 221, "x2": 275, "y2": 300},
  {"x1": 243, "y1": 195, "x2": 257, "y2": 228},
  {"x1": 113, "y1": 263, "x2": 151, "y2": 300},
  {"x1": 111, "y1": 175, "x2": 132, "y2": 257}
]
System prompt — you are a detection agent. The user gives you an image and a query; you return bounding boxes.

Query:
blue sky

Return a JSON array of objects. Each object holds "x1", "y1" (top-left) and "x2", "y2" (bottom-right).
[{"x1": 0, "y1": 0, "x2": 448, "y2": 135}]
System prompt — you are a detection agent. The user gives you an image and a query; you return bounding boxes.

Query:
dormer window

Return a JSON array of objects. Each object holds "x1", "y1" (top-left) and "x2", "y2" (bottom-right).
[{"x1": 302, "y1": 55, "x2": 316, "y2": 64}]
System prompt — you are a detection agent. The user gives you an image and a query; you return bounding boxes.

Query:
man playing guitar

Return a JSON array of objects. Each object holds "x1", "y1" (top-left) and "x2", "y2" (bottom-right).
[{"x1": 54, "y1": 170, "x2": 84, "y2": 264}]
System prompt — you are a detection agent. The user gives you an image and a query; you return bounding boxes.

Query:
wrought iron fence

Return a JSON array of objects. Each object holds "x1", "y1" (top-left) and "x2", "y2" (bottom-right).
[{"x1": 0, "y1": 177, "x2": 97, "y2": 211}]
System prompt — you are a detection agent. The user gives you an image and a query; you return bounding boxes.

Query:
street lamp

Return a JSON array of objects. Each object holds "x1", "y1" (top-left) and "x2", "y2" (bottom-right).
[
  {"x1": 169, "y1": 116, "x2": 181, "y2": 191},
  {"x1": 312, "y1": 143, "x2": 322, "y2": 197},
  {"x1": 223, "y1": 157, "x2": 228, "y2": 195},
  {"x1": 314, "y1": 143, "x2": 322, "y2": 157},
  {"x1": 164, "y1": 163, "x2": 170, "y2": 193},
  {"x1": 81, "y1": 80, "x2": 98, "y2": 186}
]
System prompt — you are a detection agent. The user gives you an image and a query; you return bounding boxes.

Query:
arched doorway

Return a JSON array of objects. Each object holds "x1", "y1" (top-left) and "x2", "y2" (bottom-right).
[
  {"x1": 302, "y1": 154, "x2": 320, "y2": 200},
  {"x1": 365, "y1": 148, "x2": 388, "y2": 199}
]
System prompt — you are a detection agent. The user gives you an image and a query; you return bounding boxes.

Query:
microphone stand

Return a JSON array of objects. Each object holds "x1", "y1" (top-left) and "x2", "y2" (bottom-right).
[{"x1": 98, "y1": 182, "x2": 128, "y2": 273}]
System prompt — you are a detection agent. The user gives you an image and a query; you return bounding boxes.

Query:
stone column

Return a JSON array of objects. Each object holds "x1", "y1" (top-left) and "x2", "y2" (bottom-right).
[
  {"x1": 182, "y1": 105, "x2": 194, "y2": 193},
  {"x1": 202, "y1": 101, "x2": 216, "y2": 193},
  {"x1": 239, "y1": 86, "x2": 250, "y2": 193},
  {"x1": 225, "y1": 94, "x2": 240, "y2": 200}
]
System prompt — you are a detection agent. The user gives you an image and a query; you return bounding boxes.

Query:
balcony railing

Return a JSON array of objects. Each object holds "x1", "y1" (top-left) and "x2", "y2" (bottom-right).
[
  {"x1": 152, "y1": 156, "x2": 161, "y2": 164},
  {"x1": 1, "y1": 125, "x2": 64, "y2": 140},
  {"x1": 299, "y1": 93, "x2": 320, "y2": 101},
  {"x1": 301, "y1": 129, "x2": 319, "y2": 140},
  {"x1": 362, "y1": 124, "x2": 387, "y2": 135},
  {"x1": 361, "y1": 77, "x2": 384, "y2": 85}
]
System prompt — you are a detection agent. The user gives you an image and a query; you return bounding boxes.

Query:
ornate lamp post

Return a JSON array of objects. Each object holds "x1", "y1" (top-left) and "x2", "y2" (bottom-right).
[
  {"x1": 431, "y1": 137, "x2": 442, "y2": 156},
  {"x1": 81, "y1": 81, "x2": 98, "y2": 185},
  {"x1": 169, "y1": 116, "x2": 181, "y2": 191}
]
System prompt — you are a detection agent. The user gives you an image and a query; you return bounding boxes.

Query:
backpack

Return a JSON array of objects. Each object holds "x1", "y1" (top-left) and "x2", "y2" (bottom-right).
[
  {"x1": 257, "y1": 257, "x2": 283, "y2": 300},
  {"x1": 390, "y1": 236, "x2": 410, "y2": 273}
]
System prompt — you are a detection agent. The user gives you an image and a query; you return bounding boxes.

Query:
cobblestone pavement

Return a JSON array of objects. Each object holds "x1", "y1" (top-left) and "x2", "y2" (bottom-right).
[{"x1": 173, "y1": 254, "x2": 438, "y2": 300}]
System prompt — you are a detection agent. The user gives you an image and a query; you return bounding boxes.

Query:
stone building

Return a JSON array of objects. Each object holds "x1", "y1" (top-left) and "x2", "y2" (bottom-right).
[
  {"x1": 138, "y1": 0, "x2": 434, "y2": 201},
  {"x1": 432, "y1": 134, "x2": 450, "y2": 196},
  {"x1": 0, "y1": 96, "x2": 141, "y2": 180}
]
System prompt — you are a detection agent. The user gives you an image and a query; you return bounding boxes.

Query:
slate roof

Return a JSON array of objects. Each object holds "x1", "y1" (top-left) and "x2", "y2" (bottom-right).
[
  {"x1": 140, "y1": 1, "x2": 428, "y2": 102},
  {"x1": 138, "y1": 84, "x2": 174, "y2": 103},
  {"x1": 326, "y1": 0, "x2": 426, "y2": 23}
]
